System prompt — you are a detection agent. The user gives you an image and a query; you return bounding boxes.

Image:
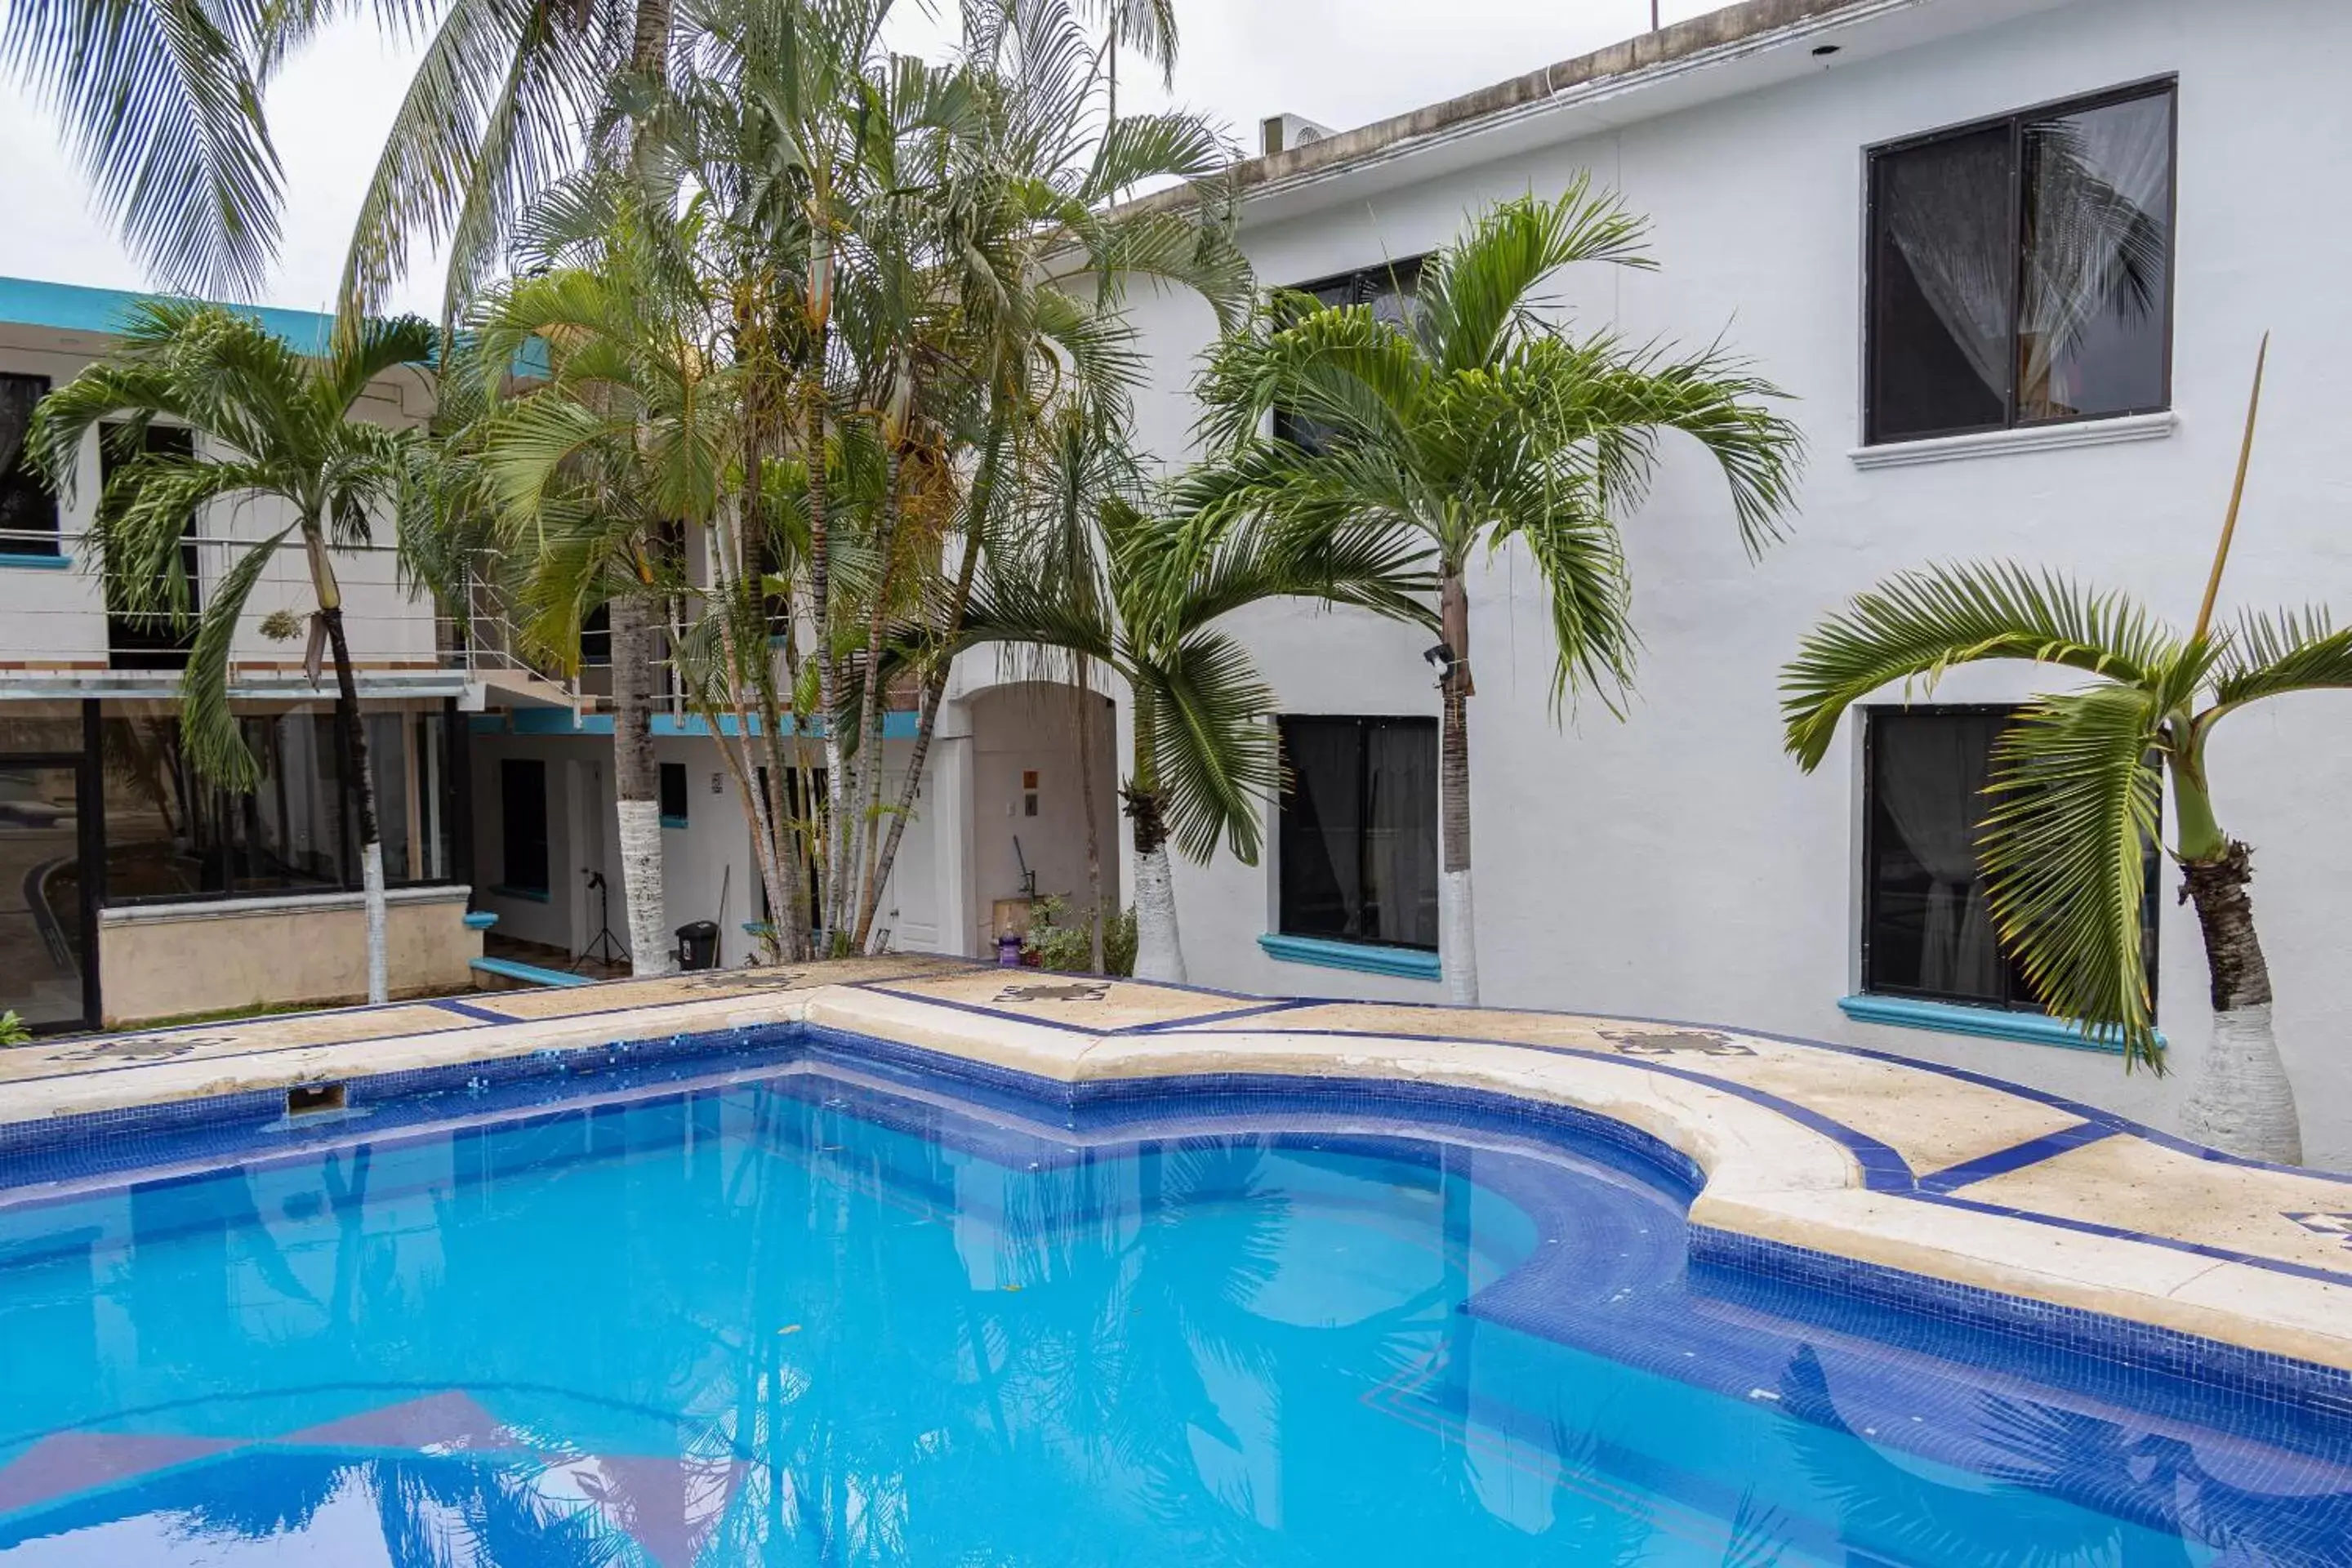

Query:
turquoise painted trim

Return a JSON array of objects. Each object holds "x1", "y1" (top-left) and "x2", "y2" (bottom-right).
[
  {"x1": 1257, "y1": 932, "x2": 1441, "y2": 982},
  {"x1": 0, "y1": 275, "x2": 340, "y2": 353},
  {"x1": 461, "y1": 911, "x2": 499, "y2": 930},
  {"x1": 469, "y1": 956, "x2": 591, "y2": 988},
  {"x1": 490, "y1": 884, "x2": 550, "y2": 903},
  {"x1": 1838, "y1": 993, "x2": 2163, "y2": 1055},
  {"x1": 0, "y1": 552, "x2": 71, "y2": 570},
  {"x1": 470, "y1": 709, "x2": 916, "y2": 740},
  {"x1": 742, "y1": 921, "x2": 773, "y2": 937},
  {"x1": 660, "y1": 813, "x2": 689, "y2": 830}
]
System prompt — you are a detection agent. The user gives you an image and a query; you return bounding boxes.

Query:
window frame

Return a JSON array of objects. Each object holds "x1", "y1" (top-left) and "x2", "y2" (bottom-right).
[
  {"x1": 1859, "y1": 702, "x2": 2159, "y2": 1017},
  {"x1": 1861, "y1": 75, "x2": 2179, "y2": 447},
  {"x1": 0, "y1": 372, "x2": 60, "y2": 558},
  {"x1": 1274, "y1": 712, "x2": 1440, "y2": 954},
  {"x1": 1270, "y1": 256, "x2": 1427, "y2": 451}
]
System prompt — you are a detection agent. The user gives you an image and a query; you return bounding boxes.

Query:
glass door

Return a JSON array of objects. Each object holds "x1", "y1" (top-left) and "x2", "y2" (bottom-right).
[{"x1": 0, "y1": 754, "x2": 96, "y2": 1032}]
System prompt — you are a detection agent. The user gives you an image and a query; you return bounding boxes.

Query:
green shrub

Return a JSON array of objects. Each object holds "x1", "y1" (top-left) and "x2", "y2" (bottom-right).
[
  {"x1": 0, "y1": 1010, "x2": 29, "y2": 1046},
  {"x1": 1024, "y1": 897, "x2": 1137, "y2": 978}
]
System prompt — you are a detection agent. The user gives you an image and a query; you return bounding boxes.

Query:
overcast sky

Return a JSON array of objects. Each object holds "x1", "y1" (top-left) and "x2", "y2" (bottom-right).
[{"x1": 0, "y1": 0, "x2": 1728, "y2": 318}]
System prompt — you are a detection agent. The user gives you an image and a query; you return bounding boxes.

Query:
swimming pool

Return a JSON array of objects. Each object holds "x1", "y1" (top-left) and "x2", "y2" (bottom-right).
[{"x1": 0, "y1": 1034, "x2": 2345, "y2": 1566}]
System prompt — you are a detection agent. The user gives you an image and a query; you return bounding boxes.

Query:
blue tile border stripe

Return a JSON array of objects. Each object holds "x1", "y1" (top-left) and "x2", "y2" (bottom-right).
[{"x1": 1918, "y1": 1120, "x2": 2122, "y2": 1192}]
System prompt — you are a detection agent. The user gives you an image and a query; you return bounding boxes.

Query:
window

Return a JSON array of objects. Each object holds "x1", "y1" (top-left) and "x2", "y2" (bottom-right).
[
  {"x1": 1862, "y1": 707, "x2": 2157, "y2": 1012},
  {"x1": 1277, "y1": 716, "x2": 1438, "y2": 950},
  {"x1": 499, "y1": 759, "x2": 550, "y2": 896},
  {"x1": 1866, "y1": 80, "x2": 2174, "y2": 444},
  {"x1": 96, "y1": 706, "x2": 456, "y2": 902},
  {"x1": 1272, "y1": 257, "x2": 1423, "y2": 451},
  {"x1": 0, "y1": 374, "x2": 59, "y2": 557},
  {"x1": 100, "y1": 424, "x2": 200, "y2": 669},
  {"x1": 659, "y1": 761, "x2": 689, "y2": 828}
]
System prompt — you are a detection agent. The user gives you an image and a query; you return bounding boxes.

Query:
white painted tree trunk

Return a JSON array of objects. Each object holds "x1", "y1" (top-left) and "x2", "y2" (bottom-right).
[
  {"x1": 1132, "y1": 844, "x2": 1186, "y2": 984},
  {"x1": 2179, "y1": 1004, "x2": 2304, "y2": 1164},
  {"x1": 361, "y1": 840, "x2": 388, "y2": 1005},
  {"x1": 617, "y1": 798, "x2": 672, "y2": 976},
  {"x1": 1440, "y1": 866, "x2": 1477, "y2": 1006}
]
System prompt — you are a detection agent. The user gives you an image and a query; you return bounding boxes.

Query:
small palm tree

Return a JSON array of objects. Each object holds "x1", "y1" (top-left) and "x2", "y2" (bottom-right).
[
  {"x1": 30, "y1": 301, "x2": 435, "y2": 1004},
  {"x1": 1195, "y1": 183, "x2": 1803, "y2": 1003},
  {"x1": 1780, "y1": 346, "x2": 2324, "y2": 1164},
  {"x1": 884, "y1": 438, "x2": 1432, "y2": 982}
]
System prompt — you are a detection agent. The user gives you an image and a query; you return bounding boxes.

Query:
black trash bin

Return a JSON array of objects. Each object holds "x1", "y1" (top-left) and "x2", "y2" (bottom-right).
[{"x1": 675, "y1": 920, "x2": 720, "y2": 972}]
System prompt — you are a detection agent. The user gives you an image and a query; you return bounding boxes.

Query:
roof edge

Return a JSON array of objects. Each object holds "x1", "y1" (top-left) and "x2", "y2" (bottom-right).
[{"x1": 1122, "y1": 0, "x2": 1903, "y2": 220}]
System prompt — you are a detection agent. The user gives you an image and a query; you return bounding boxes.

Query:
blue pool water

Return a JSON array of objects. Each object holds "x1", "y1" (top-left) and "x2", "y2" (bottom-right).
[{"x1": 0, "y1": 1050, "x2": 2346, "y2": 1566}]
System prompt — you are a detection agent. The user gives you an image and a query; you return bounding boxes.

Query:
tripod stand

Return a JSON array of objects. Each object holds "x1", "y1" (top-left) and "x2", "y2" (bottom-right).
[{"x1": 574, "y1": 869, "x2": 630, "y2": 973}]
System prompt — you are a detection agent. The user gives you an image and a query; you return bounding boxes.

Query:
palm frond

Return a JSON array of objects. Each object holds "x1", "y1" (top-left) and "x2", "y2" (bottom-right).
[
  {"x1": 2207, "y1": 606, "x2": 2352, "y2": 714},
  {"x1": 1414, "y1": 178, "x2": 1653, "y2": 375},
  {"x1": 1782, "y1": 563, "x2": 2176, "y2": 772},
  {"x1": 177, "y1": 524, "x2": 298, "y2": 791},
  {"x1": 2, "y1": 0, "x2": 283, "y2": 293},
  {"x1": 1143, "y1": 628, "x2": 1281, "y2": 865},
  {"x1": 1979, "y1": 686, "x2": 2167, "y2": 1068}
]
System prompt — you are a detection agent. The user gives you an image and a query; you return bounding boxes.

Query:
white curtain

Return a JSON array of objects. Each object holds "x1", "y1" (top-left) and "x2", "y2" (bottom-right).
[{"x1": 1884, "y1": 132, "x2": 2014, "y2": 407}]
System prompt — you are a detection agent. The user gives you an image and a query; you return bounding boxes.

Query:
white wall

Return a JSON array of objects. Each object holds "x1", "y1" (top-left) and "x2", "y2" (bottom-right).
[
  {"x1": 0, "y1": 330, "x2": 438, "y2": 673},
  {"x1": 470, "y1": 720, "x2": 939, "y2": 970},
  {"x1": 1115, "y1": 0, "x2": 2352, "y2": 1167}
]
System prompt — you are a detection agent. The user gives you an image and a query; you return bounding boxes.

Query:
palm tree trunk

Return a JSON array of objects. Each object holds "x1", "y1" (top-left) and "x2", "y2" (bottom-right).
[
  {"x1": 1438, "y1": 568, "x2": 1478, "y2": 1005},
  {"x1": 849, "y1": 443, "x2": 905, "y2": 948},
  {"x1": 608, "y1": 594, "x2": 671, "y2": 975},
  {"x1": 2176, "y1": 841, "x2": 2302, "y2": 1163},
  {"x1": 1125, "y1": 698, "x2": 1183, "y2": 983},
  {"x1": 1076, "y1": 660, "x2": 1104, "y2": 973},
  {"x1": 804, "y1": 366, "x2": 844, "y2": 951},
  {"x1": 313, "y1": 544, "x2": 388, "y2": 1004}
]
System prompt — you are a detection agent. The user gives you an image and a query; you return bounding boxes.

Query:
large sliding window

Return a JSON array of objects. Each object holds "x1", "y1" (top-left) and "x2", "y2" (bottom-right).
[
  {"x1": 1862, "y1": 706, "x2": 2157, "y2": 1013},
  {"x1": 1866, "y1": 80, "x2": 2174, "y2": 444},
  {"x1": 0, "y1": 374, "x2": 59, "y2": 558},
  {"x1": 98, "y1": 706, "x2": 457, "y2": 903},
  {"x1": 1277, "y1": 716, "x2": 1438, "y2": 951}
]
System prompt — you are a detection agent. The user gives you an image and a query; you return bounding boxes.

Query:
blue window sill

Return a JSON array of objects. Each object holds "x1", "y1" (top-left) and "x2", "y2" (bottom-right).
[
  {"x1": 461, "y1": 911, "x2": 499, "y2": 930},
  {"x1": 1838, "y1": 993, "x2": 2163, "y2": 1055},
  {"x1": 491, "y1": 884, "x2": 551, "y2": 903},
  {"x1": 1258, "y1": 932, "x2": 1441, "y2": 982},
  {"x1": 0, "y1": 552, "x2": 72, "y2": 570},
  {"x1": 661, "y1": 814, "x2": 689, "y2": 830}
]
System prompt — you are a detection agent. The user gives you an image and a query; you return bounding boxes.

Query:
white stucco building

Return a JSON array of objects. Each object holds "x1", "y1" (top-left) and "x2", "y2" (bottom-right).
[{"x1": 1098, "y1": 0, "x2": 2352, "y2": 1169}]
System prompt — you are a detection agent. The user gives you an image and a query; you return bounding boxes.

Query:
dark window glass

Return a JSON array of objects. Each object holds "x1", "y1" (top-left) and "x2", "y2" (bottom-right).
[
  {"x1": 1277, "y1": 716, "x2": 1438, "y2": 950},
  {"x1": 660, "y1": 762, "x2": 689, "y2": 826},
  {"x1": 1863, "y1": 707, "x2": 2157, "y2": 1012},
  {"x1": 1867, "y1": 82, "x2": 2172, "y2": 443},
  {"x1": 1272, "y1": 257, "x2": 1423, "y2": 452},
  {"x1": 99, "y1": 424, "x2": 200, "y2": 669},
  {"x1": 581, "y1": 603, "x2": 612, "y2": 667},
  {"x1": 93, "y1": 708, "x2": 448, "y2": 903},
  {"x1": 500, "y1": 759, "x2": 550, "y2": 895},
  {"x1": 0, "y1": 373, "x2": 59, "y2": 558}
]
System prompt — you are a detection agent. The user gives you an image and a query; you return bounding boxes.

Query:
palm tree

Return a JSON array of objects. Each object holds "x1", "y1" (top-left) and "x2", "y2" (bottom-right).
[
  {"x1": 1194, "y1": 182, "x2": 1803, "y2": 1003},
  {"x1": 1780, "y1": 345, "x2": 2325, "y2": 1165},
  {"x1": 29, "y1": 300, "x2": 437, "y2": 1004},
  {"x1": 851, "y1": 0, "x2": 1251, "y2": 952},
  {"x1": 871, "y1": 425, "x2": 1432, "y2": 982},
  {"x1": 459, "y1": 190, "x2": 736, "y2": 977}
]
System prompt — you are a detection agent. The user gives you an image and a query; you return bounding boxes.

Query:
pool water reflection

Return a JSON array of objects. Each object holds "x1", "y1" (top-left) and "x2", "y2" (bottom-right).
[{"x1": 0, "y1": 1062, "x2": 2344, "y2": 1566}]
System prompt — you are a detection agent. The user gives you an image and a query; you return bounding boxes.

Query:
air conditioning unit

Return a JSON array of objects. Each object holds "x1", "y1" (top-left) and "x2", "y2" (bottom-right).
[{"x1": 1260, "y1": 114, "x2": 1334, "y2": 157}]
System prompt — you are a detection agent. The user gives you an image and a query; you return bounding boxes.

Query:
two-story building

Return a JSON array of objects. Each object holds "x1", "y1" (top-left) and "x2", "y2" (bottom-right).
[{"x1": 1104, "y1": 0, "x2": 2352, "y2": 1169}]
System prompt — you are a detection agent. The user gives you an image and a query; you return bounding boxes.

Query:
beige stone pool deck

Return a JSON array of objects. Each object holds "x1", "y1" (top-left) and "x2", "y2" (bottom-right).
[{"x1": 4, "y1": 958, "x2": 2350, "y2": 1386}]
